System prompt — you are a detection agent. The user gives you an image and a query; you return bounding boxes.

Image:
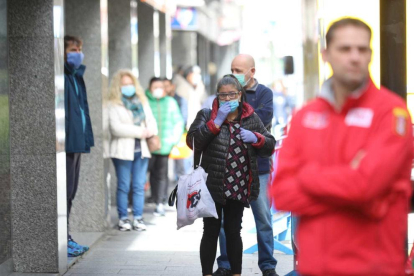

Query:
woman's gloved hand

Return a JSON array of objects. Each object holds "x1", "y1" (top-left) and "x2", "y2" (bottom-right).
[
  {"x1": 240, "y1": 128, "x2": 257, "y2": 143},
  {"x1": 214, "y1": 102, "x2": 231, "y2": 127}
]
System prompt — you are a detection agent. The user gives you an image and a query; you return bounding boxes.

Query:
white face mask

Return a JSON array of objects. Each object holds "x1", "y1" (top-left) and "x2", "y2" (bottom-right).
[
  {"x1": 152, "y1": 88, "x2": 164, "y2": 99},
  {"x1": 192, "y1": 74, "x2": 202, "y2": 85}
]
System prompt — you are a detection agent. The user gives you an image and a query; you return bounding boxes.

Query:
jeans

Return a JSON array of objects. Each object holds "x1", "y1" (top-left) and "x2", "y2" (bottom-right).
[
  {"x1": 217, "y1": 173, "x2": 277, "y2": 271},
  {"x1": 201, "y1": 200, "x2": 245, "y2": 275},
  {"x1": 112, "y1": 151, "x2": 149, "y2": 220},
  {"x1": 148, "y1": 154, "x2": 169, "y2": 204},
  {"x1": 66, "y1": 152, "x2": 81, "y2": 240}
]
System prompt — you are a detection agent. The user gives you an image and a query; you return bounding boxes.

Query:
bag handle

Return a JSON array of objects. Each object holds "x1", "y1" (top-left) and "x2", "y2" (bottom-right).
[
  {"x1": 192, "y1": 137, "x2": 203, "y2": 168},
  {"x1": 168, "y1": 185, "x2": 177, "y2": 208}
]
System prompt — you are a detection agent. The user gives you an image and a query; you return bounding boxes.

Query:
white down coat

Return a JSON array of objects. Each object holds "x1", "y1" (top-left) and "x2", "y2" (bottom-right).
[{"x1": 108, "y1": 101, "x2": 158, "y2": 160}]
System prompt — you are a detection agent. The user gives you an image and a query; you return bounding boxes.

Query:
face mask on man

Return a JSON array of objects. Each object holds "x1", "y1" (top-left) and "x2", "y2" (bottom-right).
[
  {"x1": 152, "y1": 88, "x2": 164, "y2": 99},
  {"x1": 233, "y1": 68, "x2": 252, "y2": 87},
  {"x1": 67, "y1": 52, "x2": 84, "y2": 69},
  {"x1": 219, "y1": 99, "x2": 239, "y2": 112},
  {"x1": 121, "y1": 85, "x2": 136, "y2": 97}
]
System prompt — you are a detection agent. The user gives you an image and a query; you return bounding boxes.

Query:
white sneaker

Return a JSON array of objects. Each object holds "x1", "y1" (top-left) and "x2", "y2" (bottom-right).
[
  {"x1": 132, "y1": 219, "x2": 147, "y2": 231},
  {"x1": 118, "y1": 219, "x2": 132, "y2": 231},
  {"x1": 153, "y1": 203, "x2": 166, "y2": 217}
]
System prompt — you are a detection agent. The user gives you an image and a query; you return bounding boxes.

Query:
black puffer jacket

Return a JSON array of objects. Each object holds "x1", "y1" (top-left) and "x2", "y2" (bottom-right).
[{"x1": 187, "y1": 99, "x2": 276, "y2": 205}]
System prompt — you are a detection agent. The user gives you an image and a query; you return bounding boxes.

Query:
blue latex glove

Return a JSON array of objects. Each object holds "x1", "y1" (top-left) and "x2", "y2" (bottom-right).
[
  {"x1": 240, "y1": 128, "x2": 257, "y2": 143},
  {"x1": 214, "y1": 102, "x2": 231, "y2": 127}
]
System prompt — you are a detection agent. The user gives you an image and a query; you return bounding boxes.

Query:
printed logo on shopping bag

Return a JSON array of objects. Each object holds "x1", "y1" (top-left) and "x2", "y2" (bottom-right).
[{"x1": 187, "y1": 189, "x2": 201, "y2": 209}]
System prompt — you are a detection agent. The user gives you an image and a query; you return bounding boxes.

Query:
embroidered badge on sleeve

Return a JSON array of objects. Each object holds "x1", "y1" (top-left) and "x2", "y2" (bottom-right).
[{"x1": 393, "y1": 107, "x2": 408, "y2": 136}]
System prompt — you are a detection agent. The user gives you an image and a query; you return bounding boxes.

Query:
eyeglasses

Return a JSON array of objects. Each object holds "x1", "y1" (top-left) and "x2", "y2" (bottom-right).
[{"x1": 217, "y1": 92, "x2": 240, "y2": 100}]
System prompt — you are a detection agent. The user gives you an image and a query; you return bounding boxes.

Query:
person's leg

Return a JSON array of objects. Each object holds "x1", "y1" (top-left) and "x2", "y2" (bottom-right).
[
  {"x1": 200, "y1": 203, "x2": 223, "y2": 275},
  {"x1": 147, "y1": 154, "x2": 156, "y2": 202},
  {"x1": 223, "y1": 200, "x2": 245, "y2": 275},
  {"x1": 131, "y1": 152, "x2": 149, "y2": 219},
  {"x1": 66, "y1": 152, "x2": 81, "y2": 240},
  {"x1": 216, "y1": 211, "x2": 231, "y2": 270},
  {"x1": 112, "y1": 158, "x2": 133, "y2": 220},
  {"x1": 155, "y1": 155, "x2": 169, "y2": 205},
  {"x1": 250, "y1": 173, "x2": 277, "y2": 272},
  {"x1": 174, "y1": 158, "x2": 185, "y2": 179},
  {"x1": 149, "y1": 154, "x2": 160, "y2": 204}
]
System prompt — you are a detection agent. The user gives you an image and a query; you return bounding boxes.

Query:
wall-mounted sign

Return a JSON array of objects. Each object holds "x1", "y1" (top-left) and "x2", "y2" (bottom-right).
[{"x1": 171, "y1": 7, "x2": 197, "y2": 30}]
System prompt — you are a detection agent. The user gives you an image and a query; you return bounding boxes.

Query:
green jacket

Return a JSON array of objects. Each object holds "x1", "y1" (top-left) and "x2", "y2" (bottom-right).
[{"x1": 146, "y1": 90, "x2": 184, "y2": 155}]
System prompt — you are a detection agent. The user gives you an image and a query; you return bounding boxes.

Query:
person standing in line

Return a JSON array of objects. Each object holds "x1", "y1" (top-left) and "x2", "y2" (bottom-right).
[
  {"x1": 213, "y1": 54, "x2": 277, "y2": 276},
  {"x1": 64, "y1": 35, "x2": 94, "y2": 257},
  {"x1": 146, "y1": 77, "x2": 184, "y2": 216},
  {"x1": 187, "y1": 75, "x2": 275, "y2": 276},
  {"x1": 270, "y1": 18, "x2": 413, "y2": 276},
  {"x1": 163, "y1": 78, "x2": 191, "y2": 180},
  {"x1": 173, "y1": 65, "x2": 207, "y2": 129},
  {"x1": 108, "y1": 70, "x2": 157, "y2": 231}
]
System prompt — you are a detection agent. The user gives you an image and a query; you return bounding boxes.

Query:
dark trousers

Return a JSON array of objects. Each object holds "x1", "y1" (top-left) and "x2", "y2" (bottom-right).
[
  {"x1": 148, "y1": 154, "x2": 169, "y2": 204},
  {"x1": 66, "y1": 152, "x2": 81, "y2": 239},
  {"x1": 200, "y1": 200, "x2": 245, "y2": 275}
]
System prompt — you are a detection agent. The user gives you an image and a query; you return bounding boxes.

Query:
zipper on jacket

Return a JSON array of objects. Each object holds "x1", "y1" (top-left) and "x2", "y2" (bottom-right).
[
  {"x1": 222, "y1": 122, "x2": 233, "y2": 203},
  {"x1": 240, "y1": 119, "x2": 253, "y2": 200}
]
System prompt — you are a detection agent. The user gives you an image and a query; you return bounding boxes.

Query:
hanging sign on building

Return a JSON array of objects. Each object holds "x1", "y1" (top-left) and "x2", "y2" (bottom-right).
[{"x1": 171, "y1": 7, "x2": 198, "y2": 30}]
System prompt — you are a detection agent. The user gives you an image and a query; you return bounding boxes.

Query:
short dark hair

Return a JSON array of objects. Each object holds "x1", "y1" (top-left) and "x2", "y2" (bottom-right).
[
  {"x1": 216, "y1": 74, "x2": 246, "y2": 111},
  {"x1": 149, "y1": 77, "x2": 162, "y2": 88},
  {"x1": 326, "y1": 18, "x2": 372, "y2": 48},
  {"x1": 64, "y1": 35, "x2": 83, "y2": 51},
  {"x1": 162, "y1": 77, "x2": 173, "y2": 84}
]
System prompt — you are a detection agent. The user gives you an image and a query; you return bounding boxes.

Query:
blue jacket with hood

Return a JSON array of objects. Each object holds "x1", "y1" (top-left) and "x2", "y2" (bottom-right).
[{"x1": 64, "y1": 63, "x2": 94, "y2": 153}]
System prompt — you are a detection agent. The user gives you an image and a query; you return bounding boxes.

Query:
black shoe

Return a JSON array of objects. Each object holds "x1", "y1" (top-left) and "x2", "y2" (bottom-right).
[
  {"x1": 212, "y1": 267, "x2": 232, "y2": 276},
  {"x1": 263, "y1": 269, "x2": 279, "y2": 276}
]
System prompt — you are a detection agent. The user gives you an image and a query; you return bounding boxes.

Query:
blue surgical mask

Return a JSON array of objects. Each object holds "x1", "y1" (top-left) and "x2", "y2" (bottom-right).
[
  {"x1": 121, "y1": 85, "x2": 136, "y2": 97},
  {"x1": 219, "y1": 99, "x2": 239, "y2": 112},
  {"x1": 67, "y1": 52, "x2": 84, "y2": 69}
]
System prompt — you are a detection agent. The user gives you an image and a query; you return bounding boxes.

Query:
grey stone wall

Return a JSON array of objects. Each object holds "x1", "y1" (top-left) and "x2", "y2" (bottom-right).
[
  {"x1": 138, "y1": 1, "x2": 155, "y2": 89},
  {"x1": 0, "y1": 0, "x2": 10, "y2": 267},
  {"x1": 171, "y1": 30, "x2": 197, "y2": 70},
  {"x1": 8, "y1": 0, "x2": 66, "y2": 272},
  {"x1": 108, "y1": 0, "x2": 132, "y2": 78},
  {"x1": 65, "y1": 0, "x2": 107, "y2": 232}
]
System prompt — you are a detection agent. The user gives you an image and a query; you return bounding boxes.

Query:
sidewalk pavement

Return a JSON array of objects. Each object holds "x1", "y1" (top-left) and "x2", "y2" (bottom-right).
[{"x1": 64, "y1": 202, "x2": 294, "y2": 276}]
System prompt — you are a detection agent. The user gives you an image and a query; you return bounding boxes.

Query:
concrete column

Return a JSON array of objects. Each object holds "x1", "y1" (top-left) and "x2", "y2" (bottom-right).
[
  {"x1": 65, "y1": 0, "x2": 107, "y2": 232},
  {"x1": 108, "y1": 0, "x2": 132, "y2": 78},
  {"x1": 159, "y1": 12, "x2": 173, "y2": 78},
  {"x1": 301, "y1": 0, "x2": 319, "y2": 101},
  {"x1": 197, "y1": 34, "x2": 211, "y2": 93},
  {"x1": 172, "y1": 31, "x2": 197, "y2": 69},
  {"x1": 8, "y1": 0, "x2": 67, "y2": 273},
  {"x1": 0, "y1": 0, "x2": 10, "y2": 271},
  {"x1": 138, "y1": 1, "x2": 155, "y2": 89},
  {"x1": 380, "y1": 0, "x2": 407, "y2": 99},
  {"x1": 159, "y1": 12, "x2": 167, "y2": 77}
]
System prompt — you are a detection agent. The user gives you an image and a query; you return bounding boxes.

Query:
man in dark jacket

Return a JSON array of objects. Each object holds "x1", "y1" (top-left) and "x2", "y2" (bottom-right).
[
  {"x1": 213, "y1": 54, "x2": 277, "y2": 276},
  {"x1": 64, "y1": 35, "x2": 94, "y2": 257}
]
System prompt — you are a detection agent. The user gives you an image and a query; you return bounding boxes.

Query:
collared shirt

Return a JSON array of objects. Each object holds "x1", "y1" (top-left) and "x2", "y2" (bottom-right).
[{"x1": 245, "y1": 79, "x2": 259, "y2": 93}]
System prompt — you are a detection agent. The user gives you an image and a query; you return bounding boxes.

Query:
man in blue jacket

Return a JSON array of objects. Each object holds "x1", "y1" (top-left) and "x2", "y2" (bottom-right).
[
  {"x1": 64, "y1": 35, "x2": 94, "y2": 257},
  {"x1": 213, "y1": 54, "x2": 277, "y2": 276}
]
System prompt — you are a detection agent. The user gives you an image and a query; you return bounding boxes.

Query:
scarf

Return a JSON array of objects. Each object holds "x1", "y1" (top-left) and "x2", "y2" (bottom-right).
[{"x1": 121, "y1": 95, "x2": 146, "y2": 126}]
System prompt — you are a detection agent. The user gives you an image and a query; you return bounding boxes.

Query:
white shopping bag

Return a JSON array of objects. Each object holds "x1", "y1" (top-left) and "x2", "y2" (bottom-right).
[{"x1": 169, "y1": 140, "x2": 218, "y2": 229}]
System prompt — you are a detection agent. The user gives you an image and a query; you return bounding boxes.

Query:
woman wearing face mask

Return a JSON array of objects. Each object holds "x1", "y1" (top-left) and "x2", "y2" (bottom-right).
[
  {"x1": 108, "y1": 70, "x2": 158, "y2": 231},
  {"x1": 186, "y1": 75, "x2": 276, "y2": 276},
  {"x1": 145, "y1": 77, "x2": 184, "y2": 216}
]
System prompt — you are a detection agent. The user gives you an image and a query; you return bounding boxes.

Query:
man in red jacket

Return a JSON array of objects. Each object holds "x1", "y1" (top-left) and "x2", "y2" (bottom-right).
[{"x1": 270, "y1": 17, "x2": 413, "y2": 276}]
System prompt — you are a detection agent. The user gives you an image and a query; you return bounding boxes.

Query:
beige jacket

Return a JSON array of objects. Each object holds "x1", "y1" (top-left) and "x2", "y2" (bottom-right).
[{"x1": 108, "y1": 101, "x2": 158, "y2": 160}]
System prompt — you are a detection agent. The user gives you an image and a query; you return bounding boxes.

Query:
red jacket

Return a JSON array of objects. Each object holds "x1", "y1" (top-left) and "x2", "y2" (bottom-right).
[{"x1": 270, "y1": 78, "x2": 413, "y2": 276}]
